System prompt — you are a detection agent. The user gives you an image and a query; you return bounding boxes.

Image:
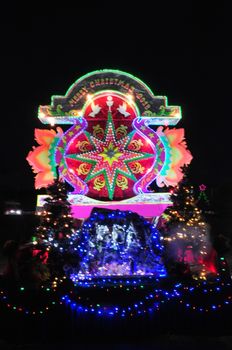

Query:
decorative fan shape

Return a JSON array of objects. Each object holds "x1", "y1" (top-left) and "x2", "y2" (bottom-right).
[
  {"x1": 27, "y1": 128, "x2": 63, "y2": 188},
  {"x1": 157, "y1": 127, "x2": 193, "y2": 187}
]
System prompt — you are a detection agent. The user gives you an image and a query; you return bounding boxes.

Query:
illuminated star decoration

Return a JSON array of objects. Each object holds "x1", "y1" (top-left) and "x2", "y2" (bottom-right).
[
  {"x1": 66, "y1": 111, "x2": 154, "y2": 199},
  {"x1": 199, "y1": 184, "x2": 207, "y2": 192}
]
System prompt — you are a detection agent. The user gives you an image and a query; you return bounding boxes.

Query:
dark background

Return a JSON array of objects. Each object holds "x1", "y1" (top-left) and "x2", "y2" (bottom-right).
[
  {"x1": 0, "y1": 3, "x2": 232, "y2": 346},
  {"x1": 0, "y1": 1, "x2": 230, "y2": 215}
]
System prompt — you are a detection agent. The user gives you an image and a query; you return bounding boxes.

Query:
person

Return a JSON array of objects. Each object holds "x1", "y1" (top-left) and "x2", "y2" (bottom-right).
[
  {"x1": 2, "y1": 239, "x2": 20, "y2": 281},
  {"x1": 2, "y1": 239, "x2": 50, "y2": 288},
  {"x1": 213, "y1": 234, "x2": 231, "y2": 255}
]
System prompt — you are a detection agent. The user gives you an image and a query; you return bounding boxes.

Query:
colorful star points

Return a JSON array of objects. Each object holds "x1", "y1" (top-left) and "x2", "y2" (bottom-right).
[
  {"x1": 99, "y1": 142, "x2": 123, "y2": 167},
  {"x1": 66, "y1": 111, "x2": 154, "y2": 199}
]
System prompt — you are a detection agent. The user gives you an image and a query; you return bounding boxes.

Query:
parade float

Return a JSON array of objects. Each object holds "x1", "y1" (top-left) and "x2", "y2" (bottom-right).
[{"x1": 1, "y1": 70, "x2": 230, "y2": 321}]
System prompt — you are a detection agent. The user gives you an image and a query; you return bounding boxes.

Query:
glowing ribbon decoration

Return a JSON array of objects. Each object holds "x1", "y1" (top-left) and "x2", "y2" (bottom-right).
[
  {"x1": 133, "y1": 118, "x2": 166, "y2": 193},
  {"x1": 55, "y1": 118, "x2": 89, "y2": 194}
]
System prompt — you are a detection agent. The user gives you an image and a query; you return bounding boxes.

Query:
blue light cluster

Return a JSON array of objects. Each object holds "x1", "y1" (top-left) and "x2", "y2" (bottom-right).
[
  {"x1": 49, "y1": 209, "x2": 167, "y2": 280},
  {"x1": 71, "y1": 275, "x2": 160, "y2": 287},
  {"x1": 60, "y1": 278, "x2": 232, "y2": 318},
  {"x1": 60, "y1": 284, "x2": 179, "y2": 317},
  {"x1": 72, "y1": 209, "x2": 166, "y2": 279}
]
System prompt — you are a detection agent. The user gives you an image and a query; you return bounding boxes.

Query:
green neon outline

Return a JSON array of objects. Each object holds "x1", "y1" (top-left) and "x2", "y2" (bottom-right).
[
  {"x1": 124, "y1": 130, "x2": 135, "y2": 149},
  {"x1": 39, "y1": 73, "x2": 182, "y2": 127},
  {"x1": 50, "y1": 69, "x2": 156, "y2": 106}
]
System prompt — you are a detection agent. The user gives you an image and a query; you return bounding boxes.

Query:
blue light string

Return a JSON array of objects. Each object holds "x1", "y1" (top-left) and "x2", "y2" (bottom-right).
[
  {"x1": 1, "y1": 279, "x2": 231, "y2": 317},
  {"x1": 60, "y1": 279, "x2": 232, "y2": 318}
]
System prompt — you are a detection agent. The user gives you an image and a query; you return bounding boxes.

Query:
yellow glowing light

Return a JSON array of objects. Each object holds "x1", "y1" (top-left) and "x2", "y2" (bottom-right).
[
  {"x1": 126, "y1": 93, "x2": 134, "y2": 104},
  {"x1": 99, "y1": 142, "x2": 123, "y2": 166},
  {"x1": 39, "y1": 111, "x2": 46, "y2": 118},
  {"x1": 49, "y1": 117, "x2": 55, "y2": 126},
  {"x1": 87, "y1": 94, "x2": 93, "y2": 101}
]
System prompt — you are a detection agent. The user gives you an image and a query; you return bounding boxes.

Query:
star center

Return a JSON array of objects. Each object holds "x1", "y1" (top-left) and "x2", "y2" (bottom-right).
[{"x1": 99, "y1": 142, "x2": 123, "y2": 167}]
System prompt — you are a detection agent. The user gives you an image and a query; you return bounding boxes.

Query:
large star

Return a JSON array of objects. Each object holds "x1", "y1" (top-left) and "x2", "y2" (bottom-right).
[{"x1": 66, "y1": 112, "x2": 154, "y2": 199}]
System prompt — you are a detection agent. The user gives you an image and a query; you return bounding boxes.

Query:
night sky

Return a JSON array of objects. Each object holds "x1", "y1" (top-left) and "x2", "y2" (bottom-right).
[{"x1": 0, "y1": 2, "x2": 228, "y2": 209}]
